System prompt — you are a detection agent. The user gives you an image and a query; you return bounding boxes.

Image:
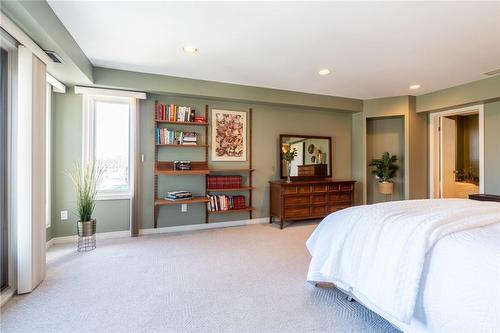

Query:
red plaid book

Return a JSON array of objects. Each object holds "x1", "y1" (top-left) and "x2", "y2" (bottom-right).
[{"x1": 207, "y1": 176, "x2": 243, "y2": 190}]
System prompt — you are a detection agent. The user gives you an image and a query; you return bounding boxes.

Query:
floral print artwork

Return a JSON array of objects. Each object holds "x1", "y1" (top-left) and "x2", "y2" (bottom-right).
[{"x1": 211, "y1": 110, "x2": 246, "y2": 161}]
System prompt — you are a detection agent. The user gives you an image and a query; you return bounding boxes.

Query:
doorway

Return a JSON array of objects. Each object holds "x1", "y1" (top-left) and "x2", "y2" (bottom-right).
[{"x1": 430, "y1": 105, "x2": 484, "y2": 198}]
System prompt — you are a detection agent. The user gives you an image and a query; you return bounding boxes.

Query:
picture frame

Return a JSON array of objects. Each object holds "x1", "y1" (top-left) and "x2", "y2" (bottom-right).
[{"x1": 211, "y1": 109, "x2": 247, "y2": 161}]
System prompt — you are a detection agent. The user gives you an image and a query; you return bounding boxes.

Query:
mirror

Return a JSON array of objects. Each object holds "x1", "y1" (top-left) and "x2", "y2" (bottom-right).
[{"x1": 280, "y1": 134, "x2": 332, "y2": 179}]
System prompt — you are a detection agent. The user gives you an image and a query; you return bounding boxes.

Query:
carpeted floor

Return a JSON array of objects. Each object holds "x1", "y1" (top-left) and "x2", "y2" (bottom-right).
[{"x1": 1, "y1": 222, "x2": 399, "y2": 333}]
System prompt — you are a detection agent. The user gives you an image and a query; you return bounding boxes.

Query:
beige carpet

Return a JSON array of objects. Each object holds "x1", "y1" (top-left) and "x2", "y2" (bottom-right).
[{"x1": 1, "y1": 222, "x2": 399, "y2": 333}]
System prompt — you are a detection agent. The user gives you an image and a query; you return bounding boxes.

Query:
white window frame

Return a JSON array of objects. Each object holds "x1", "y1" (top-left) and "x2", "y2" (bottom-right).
[{"x1": 76, "y1": 86, "x2": 145, "y2": 201}]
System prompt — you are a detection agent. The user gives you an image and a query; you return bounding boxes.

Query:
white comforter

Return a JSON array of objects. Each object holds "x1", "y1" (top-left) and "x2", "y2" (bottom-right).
[{"x1": 306, "y1": 199, "x2": 500, "y2": 328}]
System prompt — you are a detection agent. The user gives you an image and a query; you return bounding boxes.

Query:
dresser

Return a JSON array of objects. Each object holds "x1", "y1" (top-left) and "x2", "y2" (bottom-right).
[{"x1": 269, "y1": 179, "x2": 356, "y2": 229}]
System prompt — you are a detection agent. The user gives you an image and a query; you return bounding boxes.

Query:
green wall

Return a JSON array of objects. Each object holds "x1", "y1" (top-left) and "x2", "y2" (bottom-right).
[
  {"x1": 141, "y1": 95, "x2": 352, "y2": 229},
  {"x1": 51, "y1": 90, "x2": 130, "y2": 237},
  {"x1": 484, "y1": 101, "x2": 500, "y2": 195},
  {"x1": 51, "y1": 89, "x2": 353, "y2": 237}
]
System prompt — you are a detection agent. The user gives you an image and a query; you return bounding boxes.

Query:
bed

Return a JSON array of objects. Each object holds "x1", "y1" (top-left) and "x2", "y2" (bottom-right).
[{"x1": 306, "y1": 199, "x2": 500, "y2": 333}]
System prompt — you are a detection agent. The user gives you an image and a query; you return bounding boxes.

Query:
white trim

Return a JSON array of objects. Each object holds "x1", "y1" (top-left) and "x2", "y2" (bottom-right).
[
  {"x1": 82, "y1": 95, "x2": 133, "y2": 198},
  {"x1": 96, "y1": 194, "x2": 131, "y2": 201},
  {"x1": 46, "y1": 73, "x2": 66, "y2": 93},
  {"x1": 45, "y1": 83, "x2": 51, "y2": 229},
  {"x1": 45, "y1": 219, "x2": 269, "y2": 248},
  {"x1": 45, "y1": 238, "x2": 54, "y2": 249},
  {"x1": 139, "y1": 217, "x2": 269, "y2": 235},
  {"x1": 47, "y1": 230, "x2": 131, "y2": 247},
  {"x1": 0, "y1": 13, "x2": 52, "y2": 65},
  {"x1": 0, "y1": 286, "x2": 16, "y2": 307},
  {"x1": 428, "y1": 104, "x2": 484, "y2": 198},
  {"x1": 75, "y1": 86, "x2": 146, "y2": 100}
]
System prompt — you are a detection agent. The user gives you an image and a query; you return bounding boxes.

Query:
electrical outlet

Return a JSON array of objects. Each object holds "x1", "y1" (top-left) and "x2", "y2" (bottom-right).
[
  {"x1": 181, "y1": 204, "x2": 187, "y2": 212},
  {"x1": 60, "y1": 210, "x2": 68, "y2": 220}
]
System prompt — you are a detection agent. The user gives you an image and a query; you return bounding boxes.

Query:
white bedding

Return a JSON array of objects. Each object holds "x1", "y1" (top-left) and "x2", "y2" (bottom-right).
[{"x1": 307, "y1": 199, "x2": 500, "y2": 333}]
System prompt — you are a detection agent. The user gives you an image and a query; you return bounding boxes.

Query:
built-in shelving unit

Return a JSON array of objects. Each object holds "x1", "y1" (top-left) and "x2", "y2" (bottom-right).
[
  {"x1": 153, "y1": 102, "x2": 210, "y2": 228},
  {"x1": 153, "y1": 102, "x2": 254, "y2": 227}
]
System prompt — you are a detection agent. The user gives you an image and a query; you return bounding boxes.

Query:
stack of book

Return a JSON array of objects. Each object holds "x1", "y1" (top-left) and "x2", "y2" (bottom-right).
[
  {"x1": 156, "y1": 129, "x2": 198, "y2": 145},
  {"x1": 207, "y1": 195, "x2": 246, "y2": 211},
  {"x1": 181, "y1": 132, "x2": 198, "y2": 145},
  {"x1": 156, "y1": 103, "x2": 195, "y2": 122},
  {"x1": 194, "y1": 115, "x2": 206, "y2": 123},
  {"x1": 166, "y1": 191, "x2": 193, "y2": 201},
  {"x1": 207, "y1": 176, "x2": 243, "y2": 189}
]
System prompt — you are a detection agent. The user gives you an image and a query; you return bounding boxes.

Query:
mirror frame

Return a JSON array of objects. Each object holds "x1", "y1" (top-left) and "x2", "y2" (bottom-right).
[{"x1": 279, "y1": 134, "x2": 332, "y2": 180}]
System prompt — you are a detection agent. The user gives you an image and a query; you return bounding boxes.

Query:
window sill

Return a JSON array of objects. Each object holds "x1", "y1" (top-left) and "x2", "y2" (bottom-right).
[{"x1": 96, "y1": 194, "x2": 131, "y2": 201}]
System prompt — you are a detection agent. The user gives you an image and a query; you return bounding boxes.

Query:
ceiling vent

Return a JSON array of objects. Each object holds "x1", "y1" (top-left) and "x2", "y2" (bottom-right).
[
  {"x1": 44, "y1": 50, "x2": 63, "y2": 64},
  {"x1": 484, "y1": 68, "x2": 500, "y2": 76}
]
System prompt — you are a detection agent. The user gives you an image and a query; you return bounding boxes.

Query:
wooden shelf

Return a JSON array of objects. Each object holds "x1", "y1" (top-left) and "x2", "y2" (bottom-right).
[
  {"x1": 156, "y1": 144, "x2": 208, "y2": 148},
  {"x1": 208, "y1": 207, "x2": 255, "y2": 214},
  {"x1": 155, "y1": 197, "x2": 210, "y2": 206},
  {"x1": 207, "y1": 186, "x2": 255, "y2": 192},
  {"x1": 156, "y1": 120, "x2": 208, "y2": 126},
  {"x1": 156, "y1": 161, "x2": 209, "y2": 175},
  {"x1": 209, "y1": 168, "x2": 255, "y2": 173},
  {"x1": 156, "y1": 169, "x2": 210, "y2": 175}
]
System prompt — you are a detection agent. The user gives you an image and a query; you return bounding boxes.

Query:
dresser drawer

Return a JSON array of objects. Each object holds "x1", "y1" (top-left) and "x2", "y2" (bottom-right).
[
  {"x1": 311, "y1": 194, "x2": 327, "y2": 204},
  {"x1": 284, "y1": 207, "x2": 310, "y2": 219},
  {"x1": 328, "y1": 184, "x2": 340, "y2": 192},
  {"x1": 340, "y1": 184, "x2": 353, "y2": 191},
  {"x1": 284, "y1": 195, "x2": 310, "y2": 206},
  {"x1": 312, "y1": 184, "x2": 328, "y2": 193},
  {"x1": 311, "y1": 206, "x2": 327, "y2": 216},
  {"x1": 283, "y1": 185, "x2": 311, "y2": 194},
  {"x1": 328, "y1": 193, "x2": 352, "y2": 203}
]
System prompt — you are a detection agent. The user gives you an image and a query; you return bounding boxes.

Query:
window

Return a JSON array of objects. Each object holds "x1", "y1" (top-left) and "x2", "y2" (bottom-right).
[
  {"x1": 77, "y1": 87, "x2": 145, "y2": 201},
  {"x1": 84, "y1": 95, "x2": 132, "y2": 199}
]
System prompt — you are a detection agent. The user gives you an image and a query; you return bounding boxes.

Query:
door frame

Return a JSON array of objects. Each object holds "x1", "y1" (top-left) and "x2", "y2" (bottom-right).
[{"x1": 429, "y1": 104, "x2": 484, "y2": 198}]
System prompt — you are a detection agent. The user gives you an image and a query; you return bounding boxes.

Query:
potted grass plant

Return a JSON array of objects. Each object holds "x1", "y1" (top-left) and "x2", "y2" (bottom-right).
[
  {"x1": 68, "y1": 163, "x2": 103, "y2": 246},
  {"x1": 368, "y1": 152, "x2": 398, "y2": 195}
]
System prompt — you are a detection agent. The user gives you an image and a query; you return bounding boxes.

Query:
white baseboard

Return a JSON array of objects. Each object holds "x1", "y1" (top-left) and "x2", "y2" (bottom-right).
[
  {"x1": 139, "y1": 217, "x2": 269, "y2": 235},
  {"x1": 45, "y1": 238, "x2": 54, "y2": 249},
  {"x1": 46, "y1": 218, "x2": 269, "y2": 248},
  {"x1": 0, "y1": 286, "x2": 16, "y2": 307},
  {"x1": 47, "y1": 230, "x2": 131, "y2": 248}
]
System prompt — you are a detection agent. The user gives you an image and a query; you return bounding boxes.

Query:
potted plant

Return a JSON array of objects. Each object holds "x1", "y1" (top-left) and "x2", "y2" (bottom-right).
[
  {"x1": 368, "y1": 152, "x2": 398, "y2": 195},
  {"x1": 68, "y1": 163, "x2": 103, "y2": 251},
  {"x1": 282, "y1": 145, "x2": 298, "y2": 183}
]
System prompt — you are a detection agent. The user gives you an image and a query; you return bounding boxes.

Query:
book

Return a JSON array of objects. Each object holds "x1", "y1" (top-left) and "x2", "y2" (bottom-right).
[{"x1": 166, "y1": 196, "x2": 192, "y2": 201}]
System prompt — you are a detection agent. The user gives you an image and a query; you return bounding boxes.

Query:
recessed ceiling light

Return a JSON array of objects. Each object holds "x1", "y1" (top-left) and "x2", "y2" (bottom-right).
[
  {"x1": 182, "y1": 46, "x2": 198, "y2": 54},
  {"x1": 409, "y1": 84, "x2": 421, "y2": 90},
  {"x1": 318, "y1": 69, "x2": 331, "y2": 76}
]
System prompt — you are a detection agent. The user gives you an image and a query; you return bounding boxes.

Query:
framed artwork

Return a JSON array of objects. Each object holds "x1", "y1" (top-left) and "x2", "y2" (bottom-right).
[{"x1": 211, "y1": 109, "x2": 247, "y2": 161}]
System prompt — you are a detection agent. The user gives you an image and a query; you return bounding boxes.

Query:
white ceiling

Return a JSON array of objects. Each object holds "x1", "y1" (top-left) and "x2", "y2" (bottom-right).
[{"x1": 48, "y1": 1, "x2": 500, "y2": 99}]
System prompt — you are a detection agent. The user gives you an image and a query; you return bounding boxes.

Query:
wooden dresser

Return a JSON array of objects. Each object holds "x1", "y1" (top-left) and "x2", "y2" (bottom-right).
[{"x1": 269, "y1": 179, "x2": 356, "y2": 229}]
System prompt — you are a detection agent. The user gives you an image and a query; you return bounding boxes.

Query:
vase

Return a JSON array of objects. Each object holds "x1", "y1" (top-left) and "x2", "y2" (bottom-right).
[
  {"x1": 77, "y1": 219, "x2": 96, "y2": 252},
  {"x1": 286, "y1": 161, "x2": 292, "y2": 183},
  {"x1": 378, "y1": 181, "x2": 394, "y2": 195}
]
